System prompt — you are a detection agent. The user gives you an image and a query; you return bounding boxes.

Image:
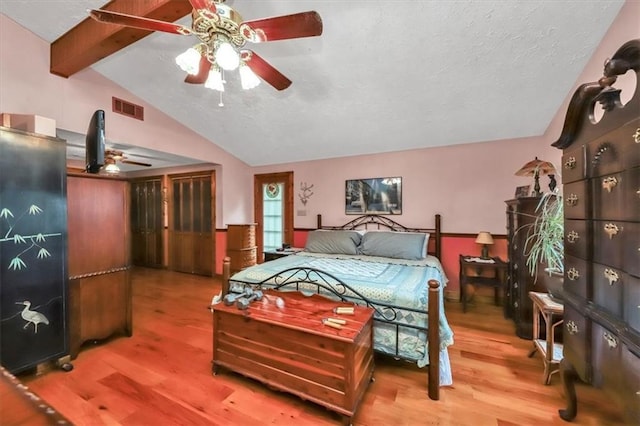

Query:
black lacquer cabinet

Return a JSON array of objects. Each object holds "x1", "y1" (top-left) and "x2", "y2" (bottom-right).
[{"x1": 0, "y1": 126, "x2": 68, "y2": 373}]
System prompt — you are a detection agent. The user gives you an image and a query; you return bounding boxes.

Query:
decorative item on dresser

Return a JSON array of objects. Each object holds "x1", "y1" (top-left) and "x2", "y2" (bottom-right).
[
  {"x1": 551, "y1": 39, "x2": 640, "y2": 423},
  {"x1": 515, "y1": 157, "x2": 557, "y2": 197},
  {"x1": 505, "y1": 195, "x2": 548, "y2": 336},
  {"x1": 226, "y1": 223, "x2": 257, "y2": 273}
]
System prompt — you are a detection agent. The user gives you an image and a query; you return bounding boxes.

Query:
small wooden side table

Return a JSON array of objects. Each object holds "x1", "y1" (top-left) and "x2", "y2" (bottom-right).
[
  {"x1": 528, "y1": 291, "x2": 564, "y2": 385},
  {"x1": 459, "y1": 255, "x2": 508, "y2": 313},
  {"x1": 263, "y1": 247, "x2": 303, "y2": 262}
]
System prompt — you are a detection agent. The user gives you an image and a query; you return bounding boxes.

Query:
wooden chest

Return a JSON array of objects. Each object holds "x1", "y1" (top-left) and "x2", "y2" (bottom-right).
[{"x1": 212, "y1": 290, "x2": 374, "y2": 422}]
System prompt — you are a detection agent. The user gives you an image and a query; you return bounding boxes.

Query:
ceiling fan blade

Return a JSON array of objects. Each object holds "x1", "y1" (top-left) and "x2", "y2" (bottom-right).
[
  {"x1": 240, "y1": 11, "x2": 323, "y2": 43},
  {"x1": 242, "y1": 51, "x2": 292, "y2": 91},
  {"x1": 89, "y1": 9, "x2": 193, "y2": 35},
  {"x1": 121, "y1": 159, "x2": 152, "y2": 167},
  {"x1": 185, "y1": 55, "x2": 212, "y2": 84}
]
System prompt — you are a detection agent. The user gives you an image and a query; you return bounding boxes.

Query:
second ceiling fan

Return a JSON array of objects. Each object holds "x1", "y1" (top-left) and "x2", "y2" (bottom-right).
[{"x1": 89, "y1": 0, "x2": 323, "y2": 91}]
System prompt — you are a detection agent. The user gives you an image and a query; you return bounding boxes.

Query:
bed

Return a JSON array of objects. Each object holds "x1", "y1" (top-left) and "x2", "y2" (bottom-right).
[{"x1": 221, "y1": 214, "x2": 453, "y2": 400}]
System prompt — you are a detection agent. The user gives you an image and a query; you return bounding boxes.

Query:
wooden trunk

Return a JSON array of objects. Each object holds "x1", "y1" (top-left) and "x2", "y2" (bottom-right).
[{"x1": 212, "y1": 290, "x2": 374, "y2": 422}]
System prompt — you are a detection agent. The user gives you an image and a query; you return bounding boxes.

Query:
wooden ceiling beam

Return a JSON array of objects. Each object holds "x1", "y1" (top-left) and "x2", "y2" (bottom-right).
[{"x1": 50, "y1": 0, "x2": 193, "y2": 78}]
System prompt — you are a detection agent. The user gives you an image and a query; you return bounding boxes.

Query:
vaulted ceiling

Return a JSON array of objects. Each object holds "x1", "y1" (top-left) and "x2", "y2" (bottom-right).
[{"x1": 0, "y1": 0, "x2": 627, "y2": 167}]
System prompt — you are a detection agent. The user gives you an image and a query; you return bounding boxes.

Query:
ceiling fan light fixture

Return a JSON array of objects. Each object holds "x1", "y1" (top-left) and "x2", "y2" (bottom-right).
[
  {"x1": 104, "y1": 160, "x2": 120, "y2": 174},
  {"x1": 239, "y1": 63, "x2": 260, "y2": 90},
  {"x1": 175, "y1": 47, "x2": 201, "y2": 75},
  {"x1": 214, "y1": 42, "x2": 240, "y2": 71},
  {"x1": 204, "y1": 67, "x2": 225, "y2": 92}
]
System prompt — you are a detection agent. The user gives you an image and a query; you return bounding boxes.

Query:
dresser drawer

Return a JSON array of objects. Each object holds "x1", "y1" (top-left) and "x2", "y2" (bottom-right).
[
  {"x1": 592, "y1": 219, "x2": 625, "y2": 270},
  {"x1": 623, "y1": 167, "x2": 640, "y2": 222},
  {"x1": 564, "y1": 219, "x2": 589, "y2": 260},
  {"x1": 564, "y1": 181, "x2": 589, "y2": 220},
  {"x1": 620, "y1": 343, "x2": 640, "y2": 424},
  {"x1": 591, "y1": 322, "x2": 622, "y2": 389},
  {"x1": 588, "y1": 119, "x2": 640, "y2": 177},
  {"x1": 624, "y1": 221, "x2": 640, "y2": 278},
  {"x1": 623, "y1": 274, "x2": 640, "y2": 334},
  {"x1": 593, "y1": 263, "x2": 624, "y2": 318},
  {"x1": 592, "y1": 172, "x2": 624, "y2": 221},
  {"x1": 561, "y1": 145, "x2": 586, "y2": 184},
  {"x1": 564, "y1": 255, "x2": 590, "y2": 300},
  {"x1": 563, "y1": 304, "x2": 591, "y2": 383}
]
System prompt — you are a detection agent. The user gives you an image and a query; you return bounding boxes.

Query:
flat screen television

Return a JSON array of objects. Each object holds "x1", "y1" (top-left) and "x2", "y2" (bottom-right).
[{"x1": 85, "y1": 110, "x2": 105, "y2": 173}]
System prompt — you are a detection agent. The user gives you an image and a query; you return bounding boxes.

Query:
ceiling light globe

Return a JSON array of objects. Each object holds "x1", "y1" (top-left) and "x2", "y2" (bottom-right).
[
  {"x1": 204, "y1": 68, "x2": 225, "y2": 92},
  {"x1": 175, "y1": 48, "x2": 201, "y2": 75},
  {"x1": 239, "y1": 64, "x2": 260, "y2": 90},
  {"x1": 215, "y1": 42, "x2": 240, "y2": 71}
]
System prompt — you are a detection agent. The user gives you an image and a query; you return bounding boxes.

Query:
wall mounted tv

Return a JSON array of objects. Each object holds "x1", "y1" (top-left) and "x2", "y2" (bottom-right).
[{"x1": 85, "y1": 110, "x2": 105, "y2": 174}]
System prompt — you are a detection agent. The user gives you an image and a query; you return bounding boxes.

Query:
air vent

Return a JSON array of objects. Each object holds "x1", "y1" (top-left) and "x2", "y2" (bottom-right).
[{"x1": 112, "y1": 97, "x2": 144, "y2": 121}]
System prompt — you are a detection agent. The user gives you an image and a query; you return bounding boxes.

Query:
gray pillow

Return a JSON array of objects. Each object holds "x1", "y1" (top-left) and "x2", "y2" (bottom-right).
[
  {"x1": 304, "y1": 230, "x2": 362, "y2": 255},
  {"x1": 360, "y1": 231, "x2": 429, "y2": 260}
]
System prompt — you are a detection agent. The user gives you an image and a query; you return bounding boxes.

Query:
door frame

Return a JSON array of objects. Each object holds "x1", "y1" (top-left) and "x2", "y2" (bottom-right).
[{"x1": 254, "y1": 172, "x2": 294, "y2": 263}]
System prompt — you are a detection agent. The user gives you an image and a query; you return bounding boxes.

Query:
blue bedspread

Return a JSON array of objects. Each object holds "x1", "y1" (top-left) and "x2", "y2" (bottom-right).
[{"x1": 230, "y1": 252, "x2": 454, "y2": 367}]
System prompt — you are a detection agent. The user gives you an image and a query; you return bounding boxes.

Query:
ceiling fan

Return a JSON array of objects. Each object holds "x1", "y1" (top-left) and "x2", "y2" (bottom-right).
[
  {"x1": 88, "y1": 0, "x2": 323, "y2": 91},
  {"x1": 103, "y1": 149, "x2": 152, "y2": 173}
]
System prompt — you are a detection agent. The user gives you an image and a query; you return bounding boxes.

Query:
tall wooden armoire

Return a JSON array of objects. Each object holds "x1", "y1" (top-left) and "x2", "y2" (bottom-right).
[
  {"x1": 505, "y1": 195, "x2": 548, "y2": 339},
  {"x1": 0, "y1": 126, "x2": 69, "y2": 373}
]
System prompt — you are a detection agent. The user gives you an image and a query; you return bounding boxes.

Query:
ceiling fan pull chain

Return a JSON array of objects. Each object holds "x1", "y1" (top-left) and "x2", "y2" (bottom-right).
[{"x1": 219, "y1": 69, "x2": 225, "y2": 107}]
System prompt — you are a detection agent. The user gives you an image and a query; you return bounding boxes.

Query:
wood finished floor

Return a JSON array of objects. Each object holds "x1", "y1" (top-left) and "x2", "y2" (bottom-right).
[{"x1": 19, "y1": 267, "x2": 628, "y2": 425}]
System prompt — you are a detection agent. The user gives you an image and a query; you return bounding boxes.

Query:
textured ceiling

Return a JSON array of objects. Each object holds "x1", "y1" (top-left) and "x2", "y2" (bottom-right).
[{"x1": 0, "y1": 0, "x2": 626, "y2": 167}]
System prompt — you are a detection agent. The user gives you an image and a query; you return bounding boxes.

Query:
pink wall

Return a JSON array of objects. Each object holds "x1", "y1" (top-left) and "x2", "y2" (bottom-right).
[{"x1": 0, "y1": 14, "x2": 253, "y2": 229}]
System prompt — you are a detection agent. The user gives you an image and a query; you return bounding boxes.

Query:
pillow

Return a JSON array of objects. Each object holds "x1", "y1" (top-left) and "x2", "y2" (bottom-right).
[
  {"x1": 304, "y1": 230, "x2": 362, "y2": 255},
  {"x1": 359, "y1": 231, "x2": 429, "y2": 260}
]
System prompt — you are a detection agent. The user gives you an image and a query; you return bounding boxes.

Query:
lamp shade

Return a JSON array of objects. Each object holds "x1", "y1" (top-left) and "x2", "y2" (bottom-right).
[
  {"x1": 515, "y1": 157, "x2": 556, "y2": 177},
  {"x1": 475, "y1": 231, "x2": 494, "y2": 245}
]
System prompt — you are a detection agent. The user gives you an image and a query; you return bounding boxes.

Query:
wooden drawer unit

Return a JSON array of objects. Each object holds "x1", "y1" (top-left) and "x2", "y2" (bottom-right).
[
  {"x1": 620, "y1": 343, "x2": 640, "y2": 423},
  {"x1": 564, "y1": 181, "x2": 589, "y2": 220},
  {"x1": 561, "y1": 145, "x2": 586, "y2": 184},
  {"x1": 563, "y1": 303, "x2": 591, "y2": 383},
  {"x1": 226, "y1": 223, "x2": 257, "y2": 273},
  {"x1": 563, "y1": 255, "x2": 590, "y2": 300},
  {"x1": 587, "y1": 119, "x2": 640, "y2": 178},
  {"x1": 554, "y1": 40, "x2": 640, "y2": 422},
  {"x1": 624, "y1": 222, "x2": 640, "y2": 278},
  {"x1": 593, "y1": 219, "x2": 626, "y2": 270},
  {"x1": 564, "y1": 219, "x2": 589, "y2": 260},
  {"x1": 591, "y1": 322, "x2": 622, "y2": 389},
  {"x1": 623, "y1": 274, "x2": 640, "y2": 334},
  {"x1": 212, "y1": 290, "x2": 374, "y2": 423},
  {"x1": 592, "y1": 263, "x2": 624, "y2": 319}
]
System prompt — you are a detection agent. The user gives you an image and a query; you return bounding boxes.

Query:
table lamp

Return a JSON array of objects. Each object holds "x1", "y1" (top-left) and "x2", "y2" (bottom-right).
[
  {"x1": 475, "y1": 231, "x2": 494, "y2": 258},
  {"x1": 515, "y1": 157, "x2": 556, "y2": 196}
]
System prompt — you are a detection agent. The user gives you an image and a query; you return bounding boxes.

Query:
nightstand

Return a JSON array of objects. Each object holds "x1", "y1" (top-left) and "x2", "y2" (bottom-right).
[
  {"x1": 459, "y1": 255, "x2": 508, "y2": 313},
  {"x1": 263, "y1": 248, "x2": 303, "y2": 262}
]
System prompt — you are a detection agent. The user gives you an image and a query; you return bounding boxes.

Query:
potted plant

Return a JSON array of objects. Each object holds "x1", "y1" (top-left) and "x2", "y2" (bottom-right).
[{"x1": 521, "y1": 191, "x2": 564, "y2": 301}]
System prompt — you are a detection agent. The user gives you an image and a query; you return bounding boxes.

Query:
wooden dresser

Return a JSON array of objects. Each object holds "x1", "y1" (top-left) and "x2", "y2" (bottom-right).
[
  {"x1": 67, "y1": 174, "x2": 132, "y2": 360},
  {"x1": 226, "y1": 223, "x2": 257, "y2": 274},
  {"x1": 505, "y1": 196, "x2": 547, "y2": 338},
  {"x1": 553, "y1": 39, "x2": 639, "y2": 423}
]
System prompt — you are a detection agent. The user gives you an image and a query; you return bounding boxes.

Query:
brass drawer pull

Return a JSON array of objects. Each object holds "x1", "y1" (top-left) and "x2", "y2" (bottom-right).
[
  {"x1": 604, "y1": 268, "x2": 619, "y2": 285},
  {"x1": 567, "y1": 231, "x2": 580, "y2": 243},
  {"x1": 567, "y1": 321, "x2": 578, "y2": 335},
  {"x1": 634, "y1": 128, "x2": 640, "y2": 144},
  {"x1": 567, "y1": 268, "x2": 580, "y2": 281},
  {"x1": 604, "y1": 223, "x2": 620, "y2": 239},
  {"x1": 602, "y1": 177, "x2": 618, "y2": 193},
  {"x1": 565, "y1": 156, "x2": 577, "y2": 170},
  {"x1": 566, "y1": 194, "x2": 579, "y2": 206},
  {"x1": 603, "y1": 332, "x2": 618, "y2": 349}
]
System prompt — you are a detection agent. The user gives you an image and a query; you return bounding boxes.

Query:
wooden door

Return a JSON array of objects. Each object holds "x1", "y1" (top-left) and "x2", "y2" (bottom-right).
[
  {"x1": 131, "y1": 178, "x2": 163, "y2": 268},
  {"x1": 254, "y1": 172, "x2": 294, "y2": 263},
  {"x1": 169, "y1": 172, "x2": 215, "y2": 276}
]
